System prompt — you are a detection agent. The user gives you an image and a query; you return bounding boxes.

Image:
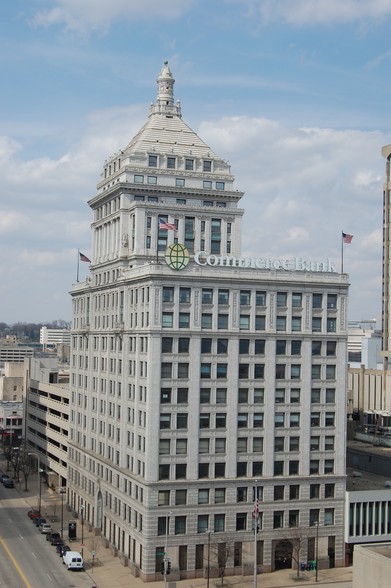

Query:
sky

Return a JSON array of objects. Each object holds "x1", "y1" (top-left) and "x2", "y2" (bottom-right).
[{"x1": 1, "y1": 0, "x2": 391, "y2": 325}]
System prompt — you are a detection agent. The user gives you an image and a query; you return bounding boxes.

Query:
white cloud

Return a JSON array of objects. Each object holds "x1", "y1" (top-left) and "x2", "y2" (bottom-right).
[
  {"x1": 32, "y1": 0, "x2": 195, "y2": 33},
  {"x1": 230, "y1": 0, "x2": 391, "y2": 26}
]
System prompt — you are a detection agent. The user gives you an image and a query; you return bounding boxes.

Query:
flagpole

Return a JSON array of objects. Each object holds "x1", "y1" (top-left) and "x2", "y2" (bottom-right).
[
  {"x1": 341, "y1": 231, "x2": 344, "y2": 274},
  {"x1": 254, "y1": 481, "x2": 258, "y2": 588},
  {"x1": 156, "y1": 219, "x2": 159, "y2": 263},
  {"x1": 77, "y1": 249, "x2": 80, "y2": 283}
]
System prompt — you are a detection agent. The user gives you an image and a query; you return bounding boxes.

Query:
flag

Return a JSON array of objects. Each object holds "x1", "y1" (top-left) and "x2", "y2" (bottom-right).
[
  {"x1": 159, "y1": 218, "x2": 176, "y2": 231},
  {"x1": 79, "y1": 252, "x2": 91, "y2": 263},
  {"x1": 252, "y1": 498, "x2": 259, "y2": 519},
  {"x1": 342, "y1": 232, "x2": 353, "y2": 244}
]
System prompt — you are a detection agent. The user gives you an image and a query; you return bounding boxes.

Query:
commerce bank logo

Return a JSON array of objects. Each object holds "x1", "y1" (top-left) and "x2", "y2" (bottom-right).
[{"x1": 164, "y1": 243, "x2": 190, "y2": 270}]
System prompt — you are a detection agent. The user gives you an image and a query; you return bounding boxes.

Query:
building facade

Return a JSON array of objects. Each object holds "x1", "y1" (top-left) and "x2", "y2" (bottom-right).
[{"x1": 68, "y1": 63, "x2": 348, "y2": 580}]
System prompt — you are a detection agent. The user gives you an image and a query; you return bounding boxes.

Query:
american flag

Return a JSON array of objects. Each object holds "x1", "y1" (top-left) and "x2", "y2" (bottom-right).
[
  {"x1": 342, "y1": 232, "x2": 353, "y2": 244},
  {"x1": 79, "y1": 252, "x2": 91, "y2": 263},
  {"x1": 159, "y1": 218, "x2": 176, "y2": 231},
  {"x1": 253, "y1": 498, "x2": 260, "y2": 519}
]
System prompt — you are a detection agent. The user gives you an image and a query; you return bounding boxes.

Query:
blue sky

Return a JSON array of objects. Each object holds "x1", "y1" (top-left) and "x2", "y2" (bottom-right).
[{"x1": 1, "y1": 0, "x2": 391, "y2": 324}]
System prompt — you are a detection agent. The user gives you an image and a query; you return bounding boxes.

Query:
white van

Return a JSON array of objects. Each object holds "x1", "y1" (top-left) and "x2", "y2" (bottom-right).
[{"x1": 63, "y1": 551, "x2": 84, "y2": 570}]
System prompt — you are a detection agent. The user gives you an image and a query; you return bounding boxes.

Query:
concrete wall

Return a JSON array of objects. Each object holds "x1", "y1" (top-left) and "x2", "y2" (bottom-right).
[{"x1": 353, "y1": 543, "x2": 391, "y2": 588}]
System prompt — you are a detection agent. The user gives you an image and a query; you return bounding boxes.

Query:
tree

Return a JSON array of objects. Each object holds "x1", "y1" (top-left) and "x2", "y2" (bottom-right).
[
  {"x1": 18, "y1": 445, "x2": 33, "y2": 491},
  {"x1": 280, "y1": 526, "x2": 308, "y2": 579},
  {"x1": 210, "y1": 536, "x2": 234, "y2": 585}
]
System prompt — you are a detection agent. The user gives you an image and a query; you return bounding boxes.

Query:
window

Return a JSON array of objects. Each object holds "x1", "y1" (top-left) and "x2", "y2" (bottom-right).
[
  {"x1": 238, "y1": 389, "x2": 248, "y2": 403},
  {"x1": 238, "y1": 414, "x2": 248, "y2": 428},
  {"x1": 198, "y1": 489, "x2": 209, "y2": 504},
  {"x1": 277, "y1": 292, "x2": 287, "y2": 307},
  {"x1": 289, "y1": 510, "x2": 299, "y2": 527},
  {"x1": 326, "y1": 365, "x2": 336, "y2": 380},
  {"x1": 218, "y1": 314, "x2": 228, "y2": 329},
  {"x1": 253, "y1": 437, "x2": 263, "y2": 452},
  {"x1": 313, "y1": 294, "x2": 322, "y2": 309},
  {"x1": 312, "y1": 365, "x2": 321, "y2": 379},
  {"x1": 291, "y1": 340, "x2": 302, "y2": 355},
  {"x1": 216, "y1": 413, "x2": 226, "y2": 428},
  {"x1": 162, "y1": 312, "x2": 173, "y2": 328},
  {"x1": 215, "y1": 488, "x2": 226, "y2": 503},
  {"x1": 179, "y1": 288, "x2": 191, "y2": 303},
  {"x1": 158, "y1": 516, "x2": 167, "y2": 535},
  {"x1": 291, "y1": 317, "x2": 301, "y2": 332},
  {"x1": 236, "y1": 513, "x2": 247, "y2": 531},
  {"x1": 160, "y1": 439, "x2": 170, "y2": 454},
  {"x1": 237, "y1": 438, "x2": 247, "y2": 453},
  {"x1": 290, "y1": 389, "x2": 300, "y2": 403},
  {"x1": 148, "y1": 155, "x2": 157, "y2": 167},
  {"x1": 185, "y1": 158, "x2": 194, "y2": 170},
  {"x1": 275, "y1": 388, "x2": 285, "y2": 404},
  {"x1": 240, "y1": 290, "x2": 251, "y2": 305},
  {"x1": 200, "y1": 414, "x2": 210, "y2": 429},
  {"x1": 176, "y1": 178, "x2": 185, "y2": 187},
  {"x1": 239, "y1": 339, "x2": 250, "y2": 354},
  {"x1": 203, "y1": 160, "x2": 212, "y2": 172},
  {"x1": 254, "y1": 364, "x2": 264, "y2": 379},
  {"x1": 179, "y1": 313, "x2": 190, "y2": 328},
  {"x1": 202, "y1": 288, "x2": 213, "y2": 304},
  {"x1": 253, "y1": 413, "x2": 264, "y2": 428},
  {"x1": 160, "y1": 388, "x2": 171, "y2": 403},
  {"x1": 216, "y1": 181, "x2": 225, "y2": 190},
  {"x1": 289, "y1": 437, "x2": 300, "y2": 451},
  {"x1": 311, "y1": 389, "x2": 321, "y2": 403},
  {"x1": 215, "y1": 463, "x2": 225, "y2": 478},
  {"x1": 310, "y1": 460, "x2": 319, "y2": 475},
  {"x1": 201, "y1": 314, "x2": 212, "y2": 329},
  {"x1": 290, "y1": 485, "x2": 300, "y2": 500},
  {"x1": 158, "y1": 490, "x2": 170, "y2": 506},
  {"x1": 176, "y1": 439, "x2": 187, "y2": 455},
  {"x1": 273, "y1": 511, "x2": 284, "y2": 529},
  {"x1": 256, "y1": 291, "x2": 266, "y2": 306},
  {"x1": 290, "y1": 413, "x2": 300, "y2": 428},
  {"x1": 325, "y1": 412, "x2": 335, "y2": 427},
  {"x1": 274, "y1": 486, "x2": 284, "y2": 500},
  {"x1": 214, "y1": 514, "x2": 225, "y2": 532},
  {"x1": 198, "y1": 463, "x2": 209, "y2": 478},
  {"x1": 203, "y1": 181, "x2": 212, "y2": 190},
  {"x1": 200, "y1": 389, "x2": 210, "y2": 404},
  {"x1": 199, "y1": 438, "x2": 210, "y2": 453},
  {"x1": 325, "y1": 436, "x2": 335, "y2": 451},
  {"x1": 254, "y1": 389, "x2": 264, "y2": 403},
  {"x1": 324, "y1": 508, "x2": 334, "y2": 526},
  {"x1": 237, "y1": 487, "x2": 247, "y2": 502},
  {"x1": 167, "y1": 157, "x2": 176, "y2": 169},
  {"x1": 276, "y1": 316, "x2": 286, "y2": 331},
  {"x1": 309, "y1": 509, "x2": 320, "y2": 526},
  {"x1": 201, "y1": 364, "x2": 211, "y2": 379},
  {"x1": 161, "y1": 363, "x2": 172, "y2": 378},
  {"x1": 291, "y1": 365, "x2": 301, "y2": 379},
  {"x1": 134, "y1": 174, "x2": 144, "y2": 183},
  {"x1": 217, "y1": 363, "x2": 227, "y2": 378},
  {"x1": 175, "y1": 516, "x2": 186, "y2": 534},
  {"x1": 148, "y1": 175, "x2": 157, "y2": 184},
  {"x1": 275, "y1": 413, "x2": 284, "y2": 428},
  {"x1": 161, "y1": 337, "x2": 173, "y2": 353},
  {"x1": 310, "y1": 484, "x2": 320, "y2": 499},
  {"x1": 162, "y1": 287, "x2": 174, "y2": 302},
  {"x1": 178, "y1": 338, "x2": 190, "y2": 353},
  {"x1": 178, "y1": 363, "x2": 189, "y2": 378},
  {"x1": 178, "y1": 388, "x2": 188, "y2": 403},
  {"x1": 312, "y1": 317, "x2": 322, "y2": 332},
  {"x1": 159, "y1": 465, "x2": 170, "y2": 480},
  {"x1": 292, "y1": 293, "x2": 302, "y2": 307},
  {"x1": 176, "y1": 489, "x2": 187, "y2": 505},
  {"x1": 276, "y1": 340, "x2": 286, "y2": 355},
  {"x1": 216, "y1": 388, "x2": 227, "y2": 403},
  {"x1": 215, "y1": 438, "x2": 226, "y2": 453},
  {"x1": 240, "y1": 315, "x2": 250, "y2": 330},
  {"x1": 201, "y1": 338, "x2": 212, "y2": 353},
  {"x1": 310, "y1": 436, "x2": 320, "y2": 451},
  {"x1": 327, "y1": 318, "x2": 336, "y2": 333},
  {"x1": 325, "y1": 483, "x2": 335, "y2": 498},
  {"x1": 274, "y1": 437, "x2": 285, "y2": 452},
  {"x1": 311, "y1": 412, "x2": 320, "y2": 427},
  {"x1": 239, "y1": 364, "x2": 249, "y2": 379},
  {"x1": 160, "y1": 414, "x2": 171, "y2": 429},
  {"x1": 312, "y1": 341, "x2": 322, "y2": 356},
  {"x1": 327, "y1": 294, "x2": 337, "y2": 309},
  {"x1": 255, "y1": 316, "x2": 266, "y2": 330},
  {"x1": 197, "y1": 515, "x2": 209, "y2": 533},
  {"x1": 276, "y1": 364, "x2": 286, "y2": 379},
  {"x1": 274, "y1": 461, "x2": 284, "y2": 476},
  {"x1": 255, "y1": 339, "x2": 265, "y2": 354},
  {"x1": 218, "y1": 289, "x2": 229, "y2": 304},
  {"x1": 176, "y1": 414, "x2": 188, "y2": 429},
  {"x1": 324, "y1": 459, "x2": 334, "y2": 474},
  {"x1": 326, "y1": 341, "x2": 337, "y2": 356}
]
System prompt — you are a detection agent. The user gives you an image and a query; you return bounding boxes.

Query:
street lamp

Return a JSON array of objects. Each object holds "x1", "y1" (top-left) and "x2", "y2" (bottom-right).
[
  {"x1": 80, "y1": 504, "x2": 85, "y2": 558},
  {"x1": 253, "y1": 481, "x2": 259, "y2": 588},
  {"x1": 60, "y1": 487, "x2": 66, "y2": 539},
  {"x1": 206, "y1": 529, "x2": 213, "y2": 588},
  {"x1": 28, "y1": 452, "x2": 42, "y2": 515},
  {"x1": 315, "y1": 522, "x2": 319, "y2": 582},
  {"x1": 164, "y1": 511, "x2": 171, "y2": 586}
]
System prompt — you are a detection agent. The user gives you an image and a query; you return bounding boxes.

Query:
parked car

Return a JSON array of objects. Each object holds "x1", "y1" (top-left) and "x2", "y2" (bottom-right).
[
  {"x1": 52, "y1": 537, "x2": 64, "y2": 548},
  {"x1": 63, "y1": 551, "x2": 83, "y2": 571},
  {"x1": 3, "y1": 479, "x2": 14, "y2": 488},
  {"x1": 49, "y1": 532, "x2": 62, "y2": 545},
  {"x1": 40, "y1": 523, "x2": 52, "y2": 534},
  {"x1": 29, "y1": 510, "x2": 41, "y2": 520},
  {"x1": 35, "y1": 517, "x2": 46, "y2": 527},
  {"x1": 57, "y1": 544, "x2": 70, "y2": 556},
  {"x1": 0, "y1": 474, "x2": 10, "y2": 483}
]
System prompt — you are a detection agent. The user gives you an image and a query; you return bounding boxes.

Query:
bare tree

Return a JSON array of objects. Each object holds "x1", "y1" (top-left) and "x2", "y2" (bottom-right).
[
  {"x1": 280, "y1": 526, "x2": 308, "y2": 579},
  {"x1": 18, "y1": 445, "x2": 32, "y2": 491},
  {"x1": 210, "y1": 536, "x2": 234, "y2": 585}
]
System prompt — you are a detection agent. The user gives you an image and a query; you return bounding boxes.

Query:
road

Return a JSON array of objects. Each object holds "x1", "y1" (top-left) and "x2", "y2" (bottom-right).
[{"x1": 0, "y1": 482, "x2": 93, "y2": 588}]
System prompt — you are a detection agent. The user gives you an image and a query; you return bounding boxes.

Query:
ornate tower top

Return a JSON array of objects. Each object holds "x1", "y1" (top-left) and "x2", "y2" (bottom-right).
[{"x1": 150, "y1": 61, "x2": 182, "y2": 118}]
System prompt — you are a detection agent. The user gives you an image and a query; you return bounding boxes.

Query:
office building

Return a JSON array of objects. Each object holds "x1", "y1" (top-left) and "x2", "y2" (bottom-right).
[{"x1": 68, "y1": 62, "x2": 348, "y2": 580}]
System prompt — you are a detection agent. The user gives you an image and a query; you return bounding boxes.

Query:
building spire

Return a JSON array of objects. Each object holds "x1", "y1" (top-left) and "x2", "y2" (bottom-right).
[{"x1": 150, "y1": 61, "x2": 181, "y2": 118}]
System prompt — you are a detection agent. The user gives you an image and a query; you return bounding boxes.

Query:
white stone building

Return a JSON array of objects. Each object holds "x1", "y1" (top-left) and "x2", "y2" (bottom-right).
[{"x1": 68, "y1": 62, "x2": 348, "y2": 580}]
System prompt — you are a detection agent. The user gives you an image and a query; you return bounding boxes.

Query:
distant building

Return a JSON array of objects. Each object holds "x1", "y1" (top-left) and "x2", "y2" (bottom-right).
[
  {"x1": 0, "y1": 400, "x2": 23, "y2": 444},
  {"x1": 0, "y1": 345, "x2": 34, "y2": 365},
  {"x1": 40, "y1": 327, "x2": 71, "y2": 348},
  {"x1": 0, "y1": 362, "x2": 24, "y2": 401}
]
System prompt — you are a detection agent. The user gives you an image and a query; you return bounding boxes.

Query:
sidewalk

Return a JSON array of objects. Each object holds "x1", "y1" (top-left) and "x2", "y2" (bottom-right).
[{"x1": 8, "y1": 461, "x2": 353, "y2": 588}]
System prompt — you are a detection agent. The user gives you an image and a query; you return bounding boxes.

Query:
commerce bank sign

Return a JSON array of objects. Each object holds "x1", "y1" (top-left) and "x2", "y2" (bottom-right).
[{"x1": 194, "y1": 251, "x2": 337, "y2": 273}]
